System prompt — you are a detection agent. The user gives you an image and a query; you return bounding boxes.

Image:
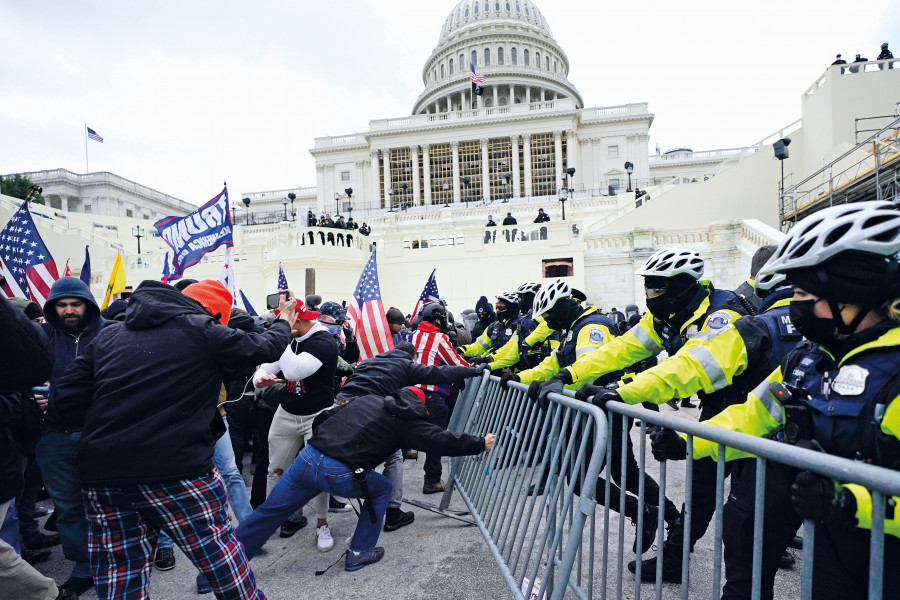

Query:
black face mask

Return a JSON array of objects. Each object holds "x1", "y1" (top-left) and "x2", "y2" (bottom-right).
[
  {"x1": 789, "y1": 299, "x2": 838, "y2": 348},
  {"x1": 645, "y1": 284, "x2": 699, "y2": 322}
]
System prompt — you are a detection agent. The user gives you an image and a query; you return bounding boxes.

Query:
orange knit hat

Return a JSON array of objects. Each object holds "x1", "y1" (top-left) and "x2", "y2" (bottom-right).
[{"x1": 182, "y1": 280, "x2": 233, "y2": 326}]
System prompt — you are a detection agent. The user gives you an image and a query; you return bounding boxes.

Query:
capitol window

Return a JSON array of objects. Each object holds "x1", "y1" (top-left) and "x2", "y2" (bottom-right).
[
  {"x1": 545, "y1": 56, "x2": 550, "y2": 70},
  {"x1": 441, "y1": 64, "x2": 445, "y2": 78},
  {"x1": 511, "y1": 47, "x2": 517, "y2": 65},
  {"x1": 449, "y1": 58, "x2": 454, "y2": 74},
  {"x1": 474, "y1": 3, "x2": 478, "y2": 13},
  {"x1": 506, "y1": 2, "x2": 511, "y2": 10},
  {"x1": 608, "y1": 145, "x2": 619, "y2": 157},
  {"x1": 498, "y1": 47, "x2": 504, "y2": 65},
  {"x1": 341, "y1": 171, "x2": 351, "y2": 182},
  {"x1": 525, "y1": 5, "x2": 530, "y2": 15},
  {"x1": 484, "y1": 2, "x2": 489, "y2": 11},
  {"x1": 465, "y1": 7, "x2": 469, "y2": 17},
  {"x1": 516, "y1": 3, "x2": 521, "y2": 12},
  {"x1": 460, "y1": 53, "x2": 465, "y2": 69},
  {"x1": 484, "y1": 47, "x2": 491, "y2": 66},
  {"x1": 472, "y1": 50, "x2": 477, "y2": 66},
  {"x1": 535, "y1": 51, "x2": 540, "y2": 69},
  {"x1": 524, "y1": 49, "x2": 529, "y2": 65}
]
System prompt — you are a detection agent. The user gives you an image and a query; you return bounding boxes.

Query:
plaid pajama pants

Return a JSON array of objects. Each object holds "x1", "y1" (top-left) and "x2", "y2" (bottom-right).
[{"x1": 82, "y1": 469, "x2": 265, "y2": 600}]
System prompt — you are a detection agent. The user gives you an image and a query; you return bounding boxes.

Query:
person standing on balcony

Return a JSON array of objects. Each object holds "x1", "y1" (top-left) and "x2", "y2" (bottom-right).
[{"x1": 878, "y1": 42, "x2": 894, "y2": 69}]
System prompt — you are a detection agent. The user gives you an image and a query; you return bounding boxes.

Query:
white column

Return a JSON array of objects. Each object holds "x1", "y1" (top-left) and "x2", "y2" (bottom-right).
[
  {"x1": 525, "y1": 86, "x2": 531, "y2": 104},
  {"x1": 554, "y1": 131, "x2": 563, "y2": 192},
  {"x1": 410, "y1": 145, "x2": 421, "y2": 206},
  {"x1": 492, "y1": 86, "x2": 498, "y2": 108},
  {"x1": 511, "y1": 135, "x2": 521, "y2": 197},
  {"x1": 382, "y1": 150, "x2": 391, "y2": 208},
  {"x1": 324, "y1": 164, "x2": 335, "y2": 214},
  {"x1": 422, "y1": 144, "x2": 432, "y2": 205},
  {"x1": 540, "y1": 88, "x2": 545, "y2": 102},
  {"x1": 480, "y1": 137, "x2": 490, "y2": 202},
  {"x1": 523, "y1": 134, "x2": 532, "y2": 197},
  {"x1": 316, "y1": 165, "x2": 326, "y2": 214},
  {"x1": 566, "y1": 129, "x2": 578, "y2": 188},
  {"x1": 451, "y1": 141, "x2": 461, "y2": 204},
  {"x1": 446, "y1": 96, "x2": 451, "y2": 113},
  {"x1": 509, "y1": 84, "x2": 515, "y2": 105},
  {"x1": 369, "y1": 151, "x2": 380, "y2": 211}
]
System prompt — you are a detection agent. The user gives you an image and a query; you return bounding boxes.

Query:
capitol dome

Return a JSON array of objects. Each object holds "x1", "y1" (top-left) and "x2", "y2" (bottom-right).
[{"x1": 412, "y1": 0, "x2": 583, "y2": 115}]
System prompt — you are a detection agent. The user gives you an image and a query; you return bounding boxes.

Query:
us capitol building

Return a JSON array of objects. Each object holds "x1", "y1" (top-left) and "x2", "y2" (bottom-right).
[{"x1": 4, "y1": 0, "x2": 899, "y2": 313}]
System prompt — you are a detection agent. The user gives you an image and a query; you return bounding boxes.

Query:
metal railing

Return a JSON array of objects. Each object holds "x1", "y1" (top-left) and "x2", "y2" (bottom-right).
[{"x1": 440, "y1": 374, "x2": 900, "y2": 599}]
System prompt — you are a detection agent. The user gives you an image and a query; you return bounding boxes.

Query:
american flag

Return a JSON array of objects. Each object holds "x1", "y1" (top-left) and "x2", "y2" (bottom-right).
[
  {"x1": 277, "y1": 262, "x2": 289, "y2": 291},
  {"x1": 348, "y1": 251, "x2": 394, "y2": 360},
  {"x1": 0, "y1": 201, "x2": 60, "y2": 305},
  {"x1": 86, "y1": 126, "x2": 104, "y2": 143},
  {"x1": 470, "y1": 62, "x2": 485, "y2": 84},
  {"x1": 411, "y1": 268, "x2": 440, "y2": 320}
]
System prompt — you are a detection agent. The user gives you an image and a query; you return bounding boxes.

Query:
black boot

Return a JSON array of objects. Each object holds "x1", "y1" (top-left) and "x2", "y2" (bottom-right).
[
  {"x1": 630, "y1": 504, "x2": 659, "y2": 554},
  {"x1": 383, "y1": 507, "x2": 415, "y2": 531},
  {"x1": 628, "y1": 542, "x2": 684, "y2": 583}
]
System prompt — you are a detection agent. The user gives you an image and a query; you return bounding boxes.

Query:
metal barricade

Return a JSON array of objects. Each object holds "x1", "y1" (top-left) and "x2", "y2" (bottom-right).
[
  {"x1": 439, "y1": 372, "x2": 609, "y2": 600},
  {"x1": 601, "y1": 400, "x2": 900, "y2": 600}
]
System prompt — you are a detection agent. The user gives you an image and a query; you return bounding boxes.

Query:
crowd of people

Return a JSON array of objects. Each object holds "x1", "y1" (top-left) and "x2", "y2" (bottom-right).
[
  {"x1": 3, "y1": 200, "x2": 900, "y2": 599},
  {"x1": 831, "y1": 41, "x2": 893, "y2": 70},
  {"x1": 306, "y1": 211, "x2": 371, "y2": 237}
]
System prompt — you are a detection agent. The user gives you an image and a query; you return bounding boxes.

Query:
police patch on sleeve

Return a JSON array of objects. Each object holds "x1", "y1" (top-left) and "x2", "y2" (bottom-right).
[
  {"x1": 705, "y1": 310, "x2": 733, "y2": 331},
  {"x1": 589, "y1": 327, "x2": 605, "y2": 344}
]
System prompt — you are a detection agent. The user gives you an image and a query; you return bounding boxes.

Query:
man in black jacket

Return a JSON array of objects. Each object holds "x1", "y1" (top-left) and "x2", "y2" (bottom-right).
[
  {"x1": 235, "y1": 383, "x2": 493, "y2": 572},
  {"x1": 52, "y1": 280, "x2": 295, "y2": 600}
]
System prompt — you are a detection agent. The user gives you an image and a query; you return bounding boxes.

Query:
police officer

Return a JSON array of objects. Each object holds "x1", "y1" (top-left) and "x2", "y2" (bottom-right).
[
  {"x1": 482, "y1": 282, "x2": 557, "y2": 372},
  {"x1": 533, "y1": 248, "x2": 750, "y2": 564},
  {"x1": 583, "y1": 269, "x2": 800, "y2": 587},
  {"x1": 653, "y1": 202, "x2": 900, "y2": 599},
  {"x1": 733, "y1": 245, "x2": 778, "y2": 315},
  {"x1": 460, "y1": 292, "x2": 523, "y2": 360},
  {"x1": 502, "y1": 281, "x2": 676, "y2": 551}
]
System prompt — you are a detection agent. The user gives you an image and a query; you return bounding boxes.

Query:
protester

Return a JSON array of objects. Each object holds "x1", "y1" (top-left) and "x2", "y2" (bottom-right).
[
  {"x1": 235, "y1": 382, "x2": 493, "y2": 571},
  {"x1": 51, "y1": 279, "x2": 295, "y2": 600},
  {"x1": 35, "y1": 277, "x2": 108, "y2": 597},
  {"x1": 252, "y1": 297, "x2": 339, "y2": 551},
  {"x1": 0, "y1": 295, "x2": 76, "y2": 600},
  {"x1": 386, "y1": 306, "x2": 411, "y2": 345}
]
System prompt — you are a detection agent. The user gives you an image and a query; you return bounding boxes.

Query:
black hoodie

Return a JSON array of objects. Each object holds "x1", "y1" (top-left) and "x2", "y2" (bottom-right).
[
  {"x1": 52, "y1": 280, "x2": 292, "y2": 486},
  {"x1": 310, "y1": 388, "x2": 485, "y2": 471}
]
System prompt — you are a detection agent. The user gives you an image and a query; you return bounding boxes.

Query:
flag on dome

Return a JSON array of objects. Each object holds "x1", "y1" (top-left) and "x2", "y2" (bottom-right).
[
  {"x1": 411, "y1": 269, "x2": 440, "y2": 320},
  {"x1": 79, "y1": 245, "x2": 91, "y2": 286},
  {"x1": 348, "y1": 250, "x2": 393, "y2": 360},
  {"x1": 277, "y1": 262, "x2": 289, "y2": 291},
  {"x1": 0, "y1": 200, "x2": 60, "y2": 305},
  {"x1": 470, "y1": 62, "x2": 485, "y2": 96}
]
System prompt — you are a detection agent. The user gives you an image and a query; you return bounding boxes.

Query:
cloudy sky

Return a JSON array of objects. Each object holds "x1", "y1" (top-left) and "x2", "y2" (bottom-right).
[{"x1": 2, "y1": 0, "x2": 897, "y2": 205}]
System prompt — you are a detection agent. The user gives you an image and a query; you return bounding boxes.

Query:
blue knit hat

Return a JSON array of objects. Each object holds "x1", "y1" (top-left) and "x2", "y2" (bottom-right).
[{"x1": 475, "y1": 296, "x2": 491, "y2": 315}]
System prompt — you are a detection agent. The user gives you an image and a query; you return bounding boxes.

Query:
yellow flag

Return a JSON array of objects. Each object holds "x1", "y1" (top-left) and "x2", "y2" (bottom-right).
[{"x1": 101, "y1": 253, "x2": 126, "y2": 309}]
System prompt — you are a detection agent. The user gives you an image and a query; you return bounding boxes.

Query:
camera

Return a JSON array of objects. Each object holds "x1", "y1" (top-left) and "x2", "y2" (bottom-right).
[{"x1": 266, "y1": 291, "x2": 292, "y2": 310}]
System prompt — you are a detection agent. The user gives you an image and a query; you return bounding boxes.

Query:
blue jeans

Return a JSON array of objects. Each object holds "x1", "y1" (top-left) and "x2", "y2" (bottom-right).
[
  {"x1": 36, "y1": 431, "x2": 91, "y2": 578},
  {"x1": 0, "y1": 498, "x2": 20, "y2": 552},
  {"x1": 235, "y1": 445, "x2": 391, "y2": 558},
  {"x1": 159, "y1": 417, "x2": 251, "y2": 550}
]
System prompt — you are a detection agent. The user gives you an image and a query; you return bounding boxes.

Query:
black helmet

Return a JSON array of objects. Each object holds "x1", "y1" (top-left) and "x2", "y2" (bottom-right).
[{"x1": 420, "y1": 302, "x2": 447, "y2": 328}]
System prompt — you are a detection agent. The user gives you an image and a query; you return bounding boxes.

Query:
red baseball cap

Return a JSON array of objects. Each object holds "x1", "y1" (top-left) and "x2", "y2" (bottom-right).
[{"x1": 294, "y1": 298, "x2": 320, "y2": 320}]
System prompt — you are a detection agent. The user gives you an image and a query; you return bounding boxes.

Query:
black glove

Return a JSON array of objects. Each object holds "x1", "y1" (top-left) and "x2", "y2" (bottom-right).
[
  {"x1": 528, "y1": 373, "x2": 569, "y2": 410},
  {"x1": 790, "y1": 471, "x2": 856, "y2": 523},
  {"x1": 650, "y1": 428, "x2": 687, "y2": 461},
  {"x1": 591, "y1": 390, "x2": 620, "y2": 410},
  {"x1": 574, "y1": 384, "x2": 604, "y2": 403},
  {"x1": 466, "y1": 367, "x2": 484, "y2": 378},
  {"x1": 469, "y1": 357, "x2": 489, "y2": 366},
  {"x1": 500, "y1": 372, "x2": 520, "y2": 389}
]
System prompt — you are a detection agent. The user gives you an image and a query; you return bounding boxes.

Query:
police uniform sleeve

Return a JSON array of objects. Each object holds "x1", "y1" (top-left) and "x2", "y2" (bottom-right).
[
  {"x1": 616, "y1": 324, "x2": 749, "y2": 405},
  {"x1": 523, "y1": 317, "x2": 554, "y2": 347},
  {"x1": 519, "y1": 321, "x2": 614, "y2": 386},
  {"x1": 517, "y1": 351, "x2": 561, "y2": 384},
  {"x1": 564, "y1": 312, "x2": 662, "y2": 384},
  {"x1": 843, "y1": 396, "x2": 900, "y2": 538},
  {"x1": 690, "y1": 367, "x2": 786, "y2": 462},
  {"x1": 488, "y1": 334, "x2": 520, "y2": 370},
  {"x1": 460, "y1": 327, "x2": 492, "y2": 357}
]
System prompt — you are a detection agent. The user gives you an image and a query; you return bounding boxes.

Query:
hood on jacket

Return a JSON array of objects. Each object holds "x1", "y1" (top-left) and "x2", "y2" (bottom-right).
[
  {"x1": 43, "y1": 277, "x2": 101, "y2": 332},
  {"x1": 100, "y1": 299, "x2": 128, "y2": 322},
  {"x1": 376, "y1": 344, "x2": 416, "y2": 361},
  {"x1": 9, "y1": 297, "x2": 43, "y2": 320},
  {"x1": 385, "y1": 387, "x2": 429, "y2": 421},
  {"x1": 123, "y1": 280, "x2": 214, "y2": 330}
]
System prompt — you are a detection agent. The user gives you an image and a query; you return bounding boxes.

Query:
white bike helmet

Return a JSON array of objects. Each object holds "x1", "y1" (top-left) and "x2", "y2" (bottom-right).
[
  {"x1": 763, "y1": 201, "x2": 900, "y2": 274},
  {"x1": 753, "y1": 269, "x2": 787, "y2": 294},
  {"x1": 516, "y1": 281, "x2": 542, "y2": 294},
  {"x1": 531, "y1": 279, "x2": 571, "y2": 316},
  {"x1": 635, "y1": 248, "x2": 705, "y2": 280},
  {"x1": 496, "y1": 291, "x2": 519, "y2": 306}
]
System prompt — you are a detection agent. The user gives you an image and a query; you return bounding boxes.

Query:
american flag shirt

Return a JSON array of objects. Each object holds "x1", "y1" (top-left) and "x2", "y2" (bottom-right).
[{"x1": 409, "y1": 320, "x2": 470, "y2": 396}]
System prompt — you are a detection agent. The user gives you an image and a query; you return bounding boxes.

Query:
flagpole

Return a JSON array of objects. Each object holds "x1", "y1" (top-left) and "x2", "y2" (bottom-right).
[{"x1": 84, "y1": 123, "x2": 89, "y2": 173}]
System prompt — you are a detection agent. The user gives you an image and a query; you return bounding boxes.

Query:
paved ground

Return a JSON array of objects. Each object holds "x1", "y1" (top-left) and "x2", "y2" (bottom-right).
[{"x1": 27, "y1": 403, "x2": 804, "y2": 599}]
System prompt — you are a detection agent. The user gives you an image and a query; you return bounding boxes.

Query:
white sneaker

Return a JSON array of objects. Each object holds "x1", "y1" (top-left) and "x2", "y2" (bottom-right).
[{"x1": 316, "y1": 524, "x2": 334, "y2": 552}]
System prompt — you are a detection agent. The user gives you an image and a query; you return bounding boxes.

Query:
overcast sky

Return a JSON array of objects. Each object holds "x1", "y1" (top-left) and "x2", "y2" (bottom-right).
[{"x1": 2, "y1": 0, "x2": 897, "y2": 206}]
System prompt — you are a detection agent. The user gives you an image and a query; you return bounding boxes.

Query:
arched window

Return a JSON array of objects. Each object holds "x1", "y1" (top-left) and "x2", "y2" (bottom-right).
[
  {"x1": 449, "y1": 58, "x2": 454, "y2": 74},
  {"x1": 545, "y1": 56, "x2": 550, "y2": 70},
  {"x1": 460, "y1": 53, "x2": 465, "y2": 70},
  {"x1": 524, "y1": 49, "x2": 529, "y2": 66},
  {"x1": 554, "y1": 60, "x2": 557, "y2": 73},
  {"x1": 535, "y1": 52, "x2": 540, "y2": 69},
  {"x1": 474, "y1": 3, "x2": 478, "y2": 13},
  {"x1": 472, "y1": 50, "x2": 477, "y2": 67},
  {"x1": 484, "y1": 47, "x2": 491, "y2": 66},
  {"x1": 511, "y1": 47, "x2": 517, "y2": 65},
  {"x1": 440, "y1": 64, "x2": 445, "y2": 78},
  {"x1": 498, "y1": 47, "x2": 504, "y2": 65}
]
